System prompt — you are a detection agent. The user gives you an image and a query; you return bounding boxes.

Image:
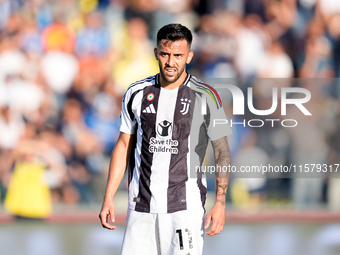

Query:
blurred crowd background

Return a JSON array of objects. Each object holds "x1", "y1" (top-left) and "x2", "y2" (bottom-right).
[{"x1": 0, "y1": 0, "x2": 340, "y2": 219}]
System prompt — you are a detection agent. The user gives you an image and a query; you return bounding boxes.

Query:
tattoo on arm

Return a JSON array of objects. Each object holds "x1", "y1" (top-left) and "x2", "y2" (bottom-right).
[
  {"x1": 211, "y1": 137, "x2": 231, "y2": 175},
  {"x1": 211, "y1": 136, "x2": 231, "y2": 205},
  {"x1": 216, "y1": 184, "x2": 228, "y2": 196},
  {"x1": 215, "y1": 182, "x2": 228, "y2": 205}
]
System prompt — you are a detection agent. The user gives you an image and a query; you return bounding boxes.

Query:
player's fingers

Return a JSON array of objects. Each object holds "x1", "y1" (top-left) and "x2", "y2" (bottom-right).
[
  {"x1": 106, "y1": 214, "x2": 117, "y2": 229},
  {"x1": 207, "y1": 220, "x2": 219, "y2": 236},
  {"x1": 108, "y1": 208, "x2": 117, "y2": 230},
  {"x1": 204, "y1": 213, "x2": 212, "y2": 229},
  {"x1": 206, "y1": 218, "x2": 223, "y2": 236},
  {"x1": 215, "y1": 219, "x2": 224, "y2": 232},
  {"x1": 214, "y1": 214, "x2": 225, "y2": 234},
  {"x1": 215, "y1": 224, "x2": 223, "y2": 235},
  {"x1": 206, "y1": 228, "x2": 217, "y2": 236},
  {"x1": 99, "y1": 211, "x2": 107, "y2": 227},
  {"x1": 99, "y1": 210, "x2": 115, "y2": 230},
  {"x1": 99, "y1": 211, "x2": 109, "y2": 228},
  {"x1": 205, "y1": 224, "x2": 215, "y2": 236},
  {"x1": 109, "y1": 207, "x2": 115, "y2": 223}
]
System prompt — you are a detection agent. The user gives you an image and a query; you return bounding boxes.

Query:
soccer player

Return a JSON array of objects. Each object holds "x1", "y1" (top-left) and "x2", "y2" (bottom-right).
[{"x1": 99, "y1": 23, "x2": 232, "y2": 255}]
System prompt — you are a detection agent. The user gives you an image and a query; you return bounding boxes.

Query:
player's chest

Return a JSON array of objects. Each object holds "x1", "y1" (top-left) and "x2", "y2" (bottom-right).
[{"x1": 133, "y1": 86, "x2": 194, "y2": 136}]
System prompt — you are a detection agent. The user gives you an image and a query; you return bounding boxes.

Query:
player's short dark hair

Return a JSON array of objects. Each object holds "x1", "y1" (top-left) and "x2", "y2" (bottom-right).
[{"x1": 157, "y1": 23, "x2": 193, "y2": 48}]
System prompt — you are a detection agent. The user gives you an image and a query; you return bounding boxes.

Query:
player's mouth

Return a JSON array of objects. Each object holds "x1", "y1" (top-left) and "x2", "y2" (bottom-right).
[{"x1": 164, "y1": 68, "x2": 177, "y2": 76}]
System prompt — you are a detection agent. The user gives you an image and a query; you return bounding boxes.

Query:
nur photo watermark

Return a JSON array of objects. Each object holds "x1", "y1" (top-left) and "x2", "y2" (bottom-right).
[{"x1": 190, "y1": 78, "x2": 340, "y2": 179}]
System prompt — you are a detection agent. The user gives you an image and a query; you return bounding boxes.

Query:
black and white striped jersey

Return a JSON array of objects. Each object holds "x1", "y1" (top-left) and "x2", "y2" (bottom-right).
[{"x1": 119, "y1": 73, "x2": 232, "y2": 213}]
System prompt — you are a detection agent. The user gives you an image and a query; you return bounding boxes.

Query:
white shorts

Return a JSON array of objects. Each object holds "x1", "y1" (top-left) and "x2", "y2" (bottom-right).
[{"x1": 121, "y1": 208, "x2": 205, "y2": 255}]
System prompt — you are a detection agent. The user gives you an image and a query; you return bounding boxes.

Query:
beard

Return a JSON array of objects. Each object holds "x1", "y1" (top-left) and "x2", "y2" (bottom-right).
[{"x1": 159, "y1": 62, "x2": 186, "y2": 85}]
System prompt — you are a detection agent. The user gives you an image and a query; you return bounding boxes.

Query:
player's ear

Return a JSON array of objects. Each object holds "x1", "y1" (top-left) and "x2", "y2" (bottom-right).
[
  {"x1": 186, "y1": 51, "x2": 194, "y2": 64},
  {"x1": 154, "y1": 48, "x2": 159, "y2": 60}
]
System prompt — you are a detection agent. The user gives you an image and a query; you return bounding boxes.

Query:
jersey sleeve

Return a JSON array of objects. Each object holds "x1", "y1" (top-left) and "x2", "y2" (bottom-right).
[
  {"x1": 119, "y1": 89, "x2": 137, "y2": 134},
  {"x1": 206, "y1": 89, "x2": 232, "y2": 141}
]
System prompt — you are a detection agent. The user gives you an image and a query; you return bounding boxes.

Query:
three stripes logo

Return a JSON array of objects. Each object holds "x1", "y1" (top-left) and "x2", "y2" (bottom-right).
[{"x1": 142, "y1": 104, "x2": 156, "y2": 114}]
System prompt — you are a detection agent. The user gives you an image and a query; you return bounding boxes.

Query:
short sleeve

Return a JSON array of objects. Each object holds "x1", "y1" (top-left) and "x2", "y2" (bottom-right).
[
  {"x1": 206, "y1": 91, "x2": 232, "y2": 141},
  {"x1": 119, "y1": 89, "x2": 137, "y2": 134}
]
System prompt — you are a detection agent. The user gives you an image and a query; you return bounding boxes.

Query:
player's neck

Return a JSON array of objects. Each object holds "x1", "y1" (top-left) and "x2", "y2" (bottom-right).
[{"x1": 160, "y1": 72, "x2": 188, "y2": 90}]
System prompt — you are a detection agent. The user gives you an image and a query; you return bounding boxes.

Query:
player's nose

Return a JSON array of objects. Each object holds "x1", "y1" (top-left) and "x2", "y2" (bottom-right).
[{"x1": 166, "y1": 55, "x2": 174, "y2": 66}]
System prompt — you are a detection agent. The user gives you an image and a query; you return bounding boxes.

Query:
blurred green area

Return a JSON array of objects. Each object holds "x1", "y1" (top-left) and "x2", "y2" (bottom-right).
[{"x1": 1, "y1": 221, "x2": 339, "y2": 255}]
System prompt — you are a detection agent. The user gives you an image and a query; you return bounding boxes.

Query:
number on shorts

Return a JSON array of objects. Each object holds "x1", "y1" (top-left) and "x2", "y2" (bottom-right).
[
  {"x1": 176, "y1": 229, "x2": 184, "y2": 250},
  {"x1": 176, "y1": 228, "x2": 193, "y2": 250}
]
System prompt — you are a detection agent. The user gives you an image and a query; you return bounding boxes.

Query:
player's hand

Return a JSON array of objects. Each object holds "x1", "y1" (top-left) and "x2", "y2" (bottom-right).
[
  {"x1": 99, "y1": 199, "x2": 116, "y2": 230},
  {"x1": 204, "y1": 202, "x2": 225, "y2": 236}
]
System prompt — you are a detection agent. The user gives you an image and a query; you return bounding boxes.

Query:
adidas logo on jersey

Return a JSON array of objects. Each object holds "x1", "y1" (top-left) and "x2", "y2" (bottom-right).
[{"x1": 142, "y1": 104, "x2": 156, "y2": 114}]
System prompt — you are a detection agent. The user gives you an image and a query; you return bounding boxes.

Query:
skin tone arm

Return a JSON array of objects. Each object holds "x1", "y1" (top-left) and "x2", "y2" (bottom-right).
[
  {"x1": 99, "y1": 132, "x2": 134, "y2": 230},
  {"x1": 205, "y1": 136, "x2": 231, "y2": 236}
]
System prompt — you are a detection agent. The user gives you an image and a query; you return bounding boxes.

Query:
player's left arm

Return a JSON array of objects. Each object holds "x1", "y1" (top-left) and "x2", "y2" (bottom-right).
[{"x1": 205, "y1": 136, "x2": 231, "y2": 236}]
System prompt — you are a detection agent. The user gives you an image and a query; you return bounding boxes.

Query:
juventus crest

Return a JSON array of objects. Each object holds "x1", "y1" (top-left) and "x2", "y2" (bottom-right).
[{"x1": 180, "y1": 98, "x2": 191, "y2": 115}]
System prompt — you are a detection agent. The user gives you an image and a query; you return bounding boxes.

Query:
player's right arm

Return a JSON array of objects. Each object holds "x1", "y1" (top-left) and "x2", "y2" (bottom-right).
[
  {"x1": 99, "y1": 131, "x2": 134, "y2": 230},
  {"x1": 99, "y1": 80, "x2": 139, "y2": 229}
]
